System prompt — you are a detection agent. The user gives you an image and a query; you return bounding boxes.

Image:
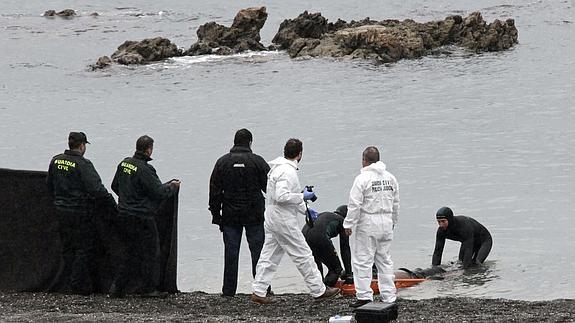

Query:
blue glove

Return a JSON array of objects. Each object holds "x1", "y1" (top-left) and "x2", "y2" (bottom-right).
[
  {"x1": 303, "y1": 190, "x2": 316, "y2": 201},
  {"x1": 308, "y1": 208, "x2": 319, "y2": 221}
]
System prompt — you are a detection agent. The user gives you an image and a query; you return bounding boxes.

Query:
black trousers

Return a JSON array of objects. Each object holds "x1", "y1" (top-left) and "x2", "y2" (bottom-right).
[
  {"x1": 111, "y1": 214, "x2": 161, "y2": 294},
  {"x1": 221, "y1": 223, "x2": 265, "y2": 296},
  {"x1": 305, "y1": 236, "x2": 343, "y2": 287},
  {"x1": 56, "y1": 209, "x2": 98, "y2": 295}
]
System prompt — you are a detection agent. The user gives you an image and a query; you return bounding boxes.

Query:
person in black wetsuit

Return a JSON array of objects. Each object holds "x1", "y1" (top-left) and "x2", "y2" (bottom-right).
[
  {"x1": 302, "y1": 205, "x2": 353, "y2": 287},
  {"x1": 432, "y1": 206, "x2": 493, "y2": 269}
]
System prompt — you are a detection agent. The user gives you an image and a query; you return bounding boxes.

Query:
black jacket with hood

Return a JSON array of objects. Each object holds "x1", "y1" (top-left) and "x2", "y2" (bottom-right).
[{"x1": 209, "y1": 144, "x2": 270, "y2": 226}]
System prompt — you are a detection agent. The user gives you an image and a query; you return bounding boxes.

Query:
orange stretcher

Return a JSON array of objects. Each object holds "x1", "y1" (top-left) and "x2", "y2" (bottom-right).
[{"x1": 335, "y1": 278, "x2": 427, "y2": 296}]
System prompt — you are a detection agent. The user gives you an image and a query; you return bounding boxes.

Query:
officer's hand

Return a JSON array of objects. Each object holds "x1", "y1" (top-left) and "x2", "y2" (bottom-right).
[
  {"x1": 308, "y1": 208, "x2": 319, "y2": 221},
  {"x1": 170, "y1": 180, "x2": 181, "y2": 188},
  {"x1": 344, "y1": 228, "x2": 352, "y2": 236},
  {"x1": 303, "y1": 190, "x2": 316, "y2": 201},
  {"x1": 211, "y1": 212, "x2": 222, "y2": 226}
]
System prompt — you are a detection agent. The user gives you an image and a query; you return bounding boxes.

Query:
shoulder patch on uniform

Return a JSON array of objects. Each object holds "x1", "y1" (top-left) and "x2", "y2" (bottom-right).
[
  {"x1": 53, "y1": 159, "x2": 76, "y2": 171},
  {"x1": 120, "y1": 161, "x2": 138, "y2": 175}
]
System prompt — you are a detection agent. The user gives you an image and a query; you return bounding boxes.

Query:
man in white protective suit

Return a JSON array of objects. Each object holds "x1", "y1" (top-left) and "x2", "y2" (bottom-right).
[
  {"x1": 344, "y1": 146, "x2": 400, "y2": 308},
  {"x1": 251, "y1": 138, "x2": 340, "y2": 304}
]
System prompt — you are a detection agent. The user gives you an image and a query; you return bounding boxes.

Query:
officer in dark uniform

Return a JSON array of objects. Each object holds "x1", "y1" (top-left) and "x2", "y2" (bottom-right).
[
  {"x1": 209, "y1": 128, "x2": 270, "y2": 297},
  {"x1": 432, "y1": 206, "x2": 493, "y2": 269},
  {"x1": 302, "y1": 205, "x2": 353, "y2": 287},
  {"x1": 46, "y1": 131, "x2": 116, "y2": 295},
  {"x1": 109, "y1": 135, "x2": 180, "y2": 298}
]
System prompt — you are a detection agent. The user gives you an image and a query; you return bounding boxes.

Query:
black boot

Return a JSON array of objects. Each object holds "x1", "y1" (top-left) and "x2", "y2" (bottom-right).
[
  {"x1": 107, "y1": 282, "x2": 125, "y2": 299},
  {"x1": 349, "y1": 299, "x2": 371, "y2": 308}
]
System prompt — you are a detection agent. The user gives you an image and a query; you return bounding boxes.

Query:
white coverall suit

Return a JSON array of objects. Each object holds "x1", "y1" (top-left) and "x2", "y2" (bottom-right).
[
  {"x1": 252, "y1": 157, "x2": 326, "y2": 298},
  {"x1": 343, "y1": 161, "x2": 399, "y2": 302}
]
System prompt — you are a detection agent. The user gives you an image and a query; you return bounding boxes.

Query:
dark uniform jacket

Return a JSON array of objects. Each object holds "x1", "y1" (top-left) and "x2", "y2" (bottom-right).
[
  {"x1": 47, "y1": 150, "x2": 115, "y2": 211},
  {"x1": 432, "y1": 215, "x2": 492, "y2": 268},
  {"x1": 112, "y1": 152, "x2": 176, "y2": 217},
  {"x1": 209, "y1": 144, "x2": 270, "y2": 226},
  {"x1": 302, "y1": 212, "x2": 353, "y2": 275}
]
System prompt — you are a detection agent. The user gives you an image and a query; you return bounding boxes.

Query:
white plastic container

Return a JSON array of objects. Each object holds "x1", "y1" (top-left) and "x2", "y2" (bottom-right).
[{"x1": 328, "y1": 315, "x2": 353, "y2": 323}]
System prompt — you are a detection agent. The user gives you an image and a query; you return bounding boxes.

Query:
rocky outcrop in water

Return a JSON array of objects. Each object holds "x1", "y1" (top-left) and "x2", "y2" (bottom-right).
[
  {"x1": 184, "y1": 7, "x2": 268, "y2": 56},
  {"x1": 271, "y1": 11, "x2": 329, "y2": 50},
  {"x1": 91, "y1": 37, "x2": 182, "y2": 69},
  {"x1": 43, "y1": 9, "x2": 76, "y2": 18},
  {"x1": 272, "y1": 11, "x2": 518, "y2": 62},
  {"x1": 111, "y1": 37, "x2": 183, "y2": 64},
  {"x1": 91, "y1": 9, "x2": 519, "y2": 70},
  {"x1": 91, "y1": 56, "x2": 113, "y2": 70}
]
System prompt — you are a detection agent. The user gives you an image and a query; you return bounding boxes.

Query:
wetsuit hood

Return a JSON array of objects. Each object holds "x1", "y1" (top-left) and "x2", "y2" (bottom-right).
[
  {"x1": 334, "y1": 205, "x2": 348, "y2": 218},
  {"x1": 436, "y1": 206, "x2": 454, "y2": 223}
]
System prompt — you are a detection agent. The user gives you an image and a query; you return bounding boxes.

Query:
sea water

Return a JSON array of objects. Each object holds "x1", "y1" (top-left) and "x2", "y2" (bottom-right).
[{"x1": 1, "y1": 0, "x2": 574, "y2": 300}]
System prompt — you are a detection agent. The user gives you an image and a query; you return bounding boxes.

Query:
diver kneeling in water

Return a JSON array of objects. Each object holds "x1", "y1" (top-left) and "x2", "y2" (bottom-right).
[{"x1": 432, "y1": 206, "x2": 493, "y2": 269}]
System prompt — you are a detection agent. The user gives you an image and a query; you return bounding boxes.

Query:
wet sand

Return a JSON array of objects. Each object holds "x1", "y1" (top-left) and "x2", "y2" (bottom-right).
[{"x1": 1, "y1": 292, "x2": 574, "y2": 322}]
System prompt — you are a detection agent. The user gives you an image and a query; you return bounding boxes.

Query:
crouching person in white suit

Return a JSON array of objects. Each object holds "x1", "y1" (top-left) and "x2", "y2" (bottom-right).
[
  {"x1": 251, "y1": 138, "x2": 340, "y2": 304},
  {"x1": 344, "y1": 146, "x2": 400, "y2": 308}
]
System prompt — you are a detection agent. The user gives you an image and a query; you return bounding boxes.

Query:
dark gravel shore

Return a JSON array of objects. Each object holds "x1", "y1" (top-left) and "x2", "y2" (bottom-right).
[{"x1": 1, "y1": 292, "x2": 573, "y2": 322}]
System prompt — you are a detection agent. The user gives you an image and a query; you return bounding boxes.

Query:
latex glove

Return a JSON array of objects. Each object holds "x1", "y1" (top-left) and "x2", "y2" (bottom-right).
[
  {"x1": 308, "y1": 208, "x2": 319, "y2": 221},
  {"x1": 303, "y1": 190, "x2": 316, "y2": 201}
]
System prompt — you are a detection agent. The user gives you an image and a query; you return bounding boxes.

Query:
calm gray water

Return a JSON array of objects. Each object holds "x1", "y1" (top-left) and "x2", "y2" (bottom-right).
[{"x1": 1, "y1": 0, "x2": 574, "y2": 301}]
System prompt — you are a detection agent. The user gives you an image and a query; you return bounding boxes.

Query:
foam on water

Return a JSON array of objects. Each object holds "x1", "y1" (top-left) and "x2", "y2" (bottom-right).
[{"x1": 163, "y1": 51, "x2": 283, "y2": 67}]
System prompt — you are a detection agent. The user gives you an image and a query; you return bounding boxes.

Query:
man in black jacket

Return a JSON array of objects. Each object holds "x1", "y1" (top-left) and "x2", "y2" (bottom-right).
[
  {"x1": 432, "y1": 206, "x2": 493, "y2": 269},
  {"x1": 109, "y1": 135, "x2": 180, "y2": 298},
  {"x1": 302, "y1": 205, "x2": 353, "y2": 287},
  {"x1": 47, "y1": 131, "x2": 116, "y2": 295},
  {"x1": 209, "y1": 129, "x2": 270, "y2": 297}
]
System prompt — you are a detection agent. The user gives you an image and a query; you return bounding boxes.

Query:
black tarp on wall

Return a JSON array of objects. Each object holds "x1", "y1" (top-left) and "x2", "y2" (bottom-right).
[{"x1": 0, "y1": 167, "x2": 178, "y2": 293}]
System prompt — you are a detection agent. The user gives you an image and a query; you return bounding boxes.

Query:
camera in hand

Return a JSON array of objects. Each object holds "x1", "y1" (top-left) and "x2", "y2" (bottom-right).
[{"x1": 305, "y1": 185, "x2": 317, "y2": 202}]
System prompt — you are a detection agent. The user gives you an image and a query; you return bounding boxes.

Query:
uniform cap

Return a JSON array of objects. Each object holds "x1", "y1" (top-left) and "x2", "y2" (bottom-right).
[{"x1": 68, "y1": 132, "x2": 90, "y2": 144}]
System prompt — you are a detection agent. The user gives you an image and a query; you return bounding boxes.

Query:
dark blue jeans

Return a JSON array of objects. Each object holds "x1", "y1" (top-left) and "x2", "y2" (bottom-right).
[{"x1": 221, "y1": 223, "x2": 264, "y2": 296}]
